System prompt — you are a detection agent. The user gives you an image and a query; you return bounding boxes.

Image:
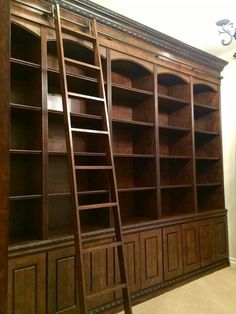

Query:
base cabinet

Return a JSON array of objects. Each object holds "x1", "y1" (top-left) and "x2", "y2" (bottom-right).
[
  {"x1": 8, "y1": 216, "x2": 228, "y2": 313},
  {"x1": 8, "y1": 253, "x2": 46, "y2": 314}
]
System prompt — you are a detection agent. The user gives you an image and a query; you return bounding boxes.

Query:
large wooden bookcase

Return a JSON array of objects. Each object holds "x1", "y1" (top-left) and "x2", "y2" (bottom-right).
[{"x1": 0, "y1": 0, "x2": 229, "y2": 313}]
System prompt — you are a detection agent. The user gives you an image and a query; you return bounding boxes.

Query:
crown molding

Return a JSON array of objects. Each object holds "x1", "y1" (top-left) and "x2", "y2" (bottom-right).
[{"x1": 44, "y1": 0, "x2": 228, "y2": 72}]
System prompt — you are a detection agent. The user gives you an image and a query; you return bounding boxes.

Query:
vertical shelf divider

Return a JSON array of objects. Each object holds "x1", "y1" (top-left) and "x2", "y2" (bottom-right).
[
  {"x1": 154, "y1": 65, "x2": 162, "y2": 219},
  {"x1": 41, "y1": 26, "x2": 49, "y2": 239},
  {"x1": 190, "y1": 76, "x2": 198, "y2": 213}
]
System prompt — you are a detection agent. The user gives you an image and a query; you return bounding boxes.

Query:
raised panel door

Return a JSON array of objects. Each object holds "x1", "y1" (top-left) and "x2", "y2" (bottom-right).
[
  {"x1": 115, "y1": 233, "x2": 140, "y2": 298},
  {"x1": 215, "y1": 216, "x2": 228, "y2": 261},
  {"x1": 8, "y1": 253, "x2": 46, "y2": 314},
  {"x1": 199, "y1": 219, "x2": 215, "y2": 266},
  {"x1": 47, "y1": 247, "x2": 78, "y2": 314},
  {"x1": 163, "y1": 225, "x2": 183, "y2": 280},
  {"x1": 140, "y1": 229, "x2": 163, "y2": 289},
  {"x1": 182, "y1": 222, "x2": 200, "y2": 273}
]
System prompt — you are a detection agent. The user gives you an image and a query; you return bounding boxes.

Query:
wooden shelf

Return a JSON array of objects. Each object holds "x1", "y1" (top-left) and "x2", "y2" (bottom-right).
[
  {"x1": 47, "y1": 67, "x2": 98, "y2": 84},
  {"x1": 48, "y1": 109, "x2": 102, "y2": 121},
  {"x1": 118, "y1": 187, "x2": 156, "y2": 192},
  {"x1": 159, "y1": 125, "x2": 191, "y2": 132},
  {"x1": 196, "y1": 156, "x2": 220, "y2": 160},
  {"x1": 9, "y1": 195, "x2": 42, "y2": 200},
  {"x1": 158, "y1": 94, "x2": 189, "y2": 107},
  {"x1": 10, "y1": 57, "x2": 41, "y2": 69},
  {"x1": 10, "y1": 149, "x2": 42, "y2": 154},
  {"x1": 197, "y1": 183, "x2": 221, "y2": 187},
  {"x1": 160, "y1": 155, "x2": 192, "y2": 159},
  {"x1": 194, "y1": 103, "x2": 218, "y2": 113},
  {"x1": 195, "y1": 129, "x2": 219, "y2": 136},
  {"x1": 160, "y1": 184, "x2": 193, "y2": 189},
  {"x1": 114, "y1": 153, "x2": 155, "y2": 158},
  {"x1": 112, "y1": 118, "x2": 154, "y2": 127},
  {"x1": 10, "y1": 103, "x2": 42, "y2": 111},
  {"x1": 112, "y1": 83, "x2": 153, "y2": 100}
]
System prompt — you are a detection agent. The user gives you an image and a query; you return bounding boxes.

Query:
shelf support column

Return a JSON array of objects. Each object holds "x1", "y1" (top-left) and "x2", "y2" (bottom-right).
[{"x1": 0, "y1": 0, "x2": 10, "y2": 313}]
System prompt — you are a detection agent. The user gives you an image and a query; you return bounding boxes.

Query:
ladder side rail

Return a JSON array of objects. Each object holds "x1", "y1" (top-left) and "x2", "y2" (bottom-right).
[
  {"x1": 54, "y1": 4, "x2": 87, "y2": 314},
  {"x1": 92, "y1": 19, "x2": 133, "y2": 314}
]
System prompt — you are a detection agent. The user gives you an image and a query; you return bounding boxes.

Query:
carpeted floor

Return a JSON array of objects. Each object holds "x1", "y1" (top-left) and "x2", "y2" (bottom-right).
[{"x1": 119, "y1": 267, "x2": 236, "y2": 314}]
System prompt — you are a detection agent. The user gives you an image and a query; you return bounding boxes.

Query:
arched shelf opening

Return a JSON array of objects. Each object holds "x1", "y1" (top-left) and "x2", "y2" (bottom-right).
[
  {"x1": 193, "y1": 83, "x2": 219, "y2": 109},
  {"x1": 111, "y1": 59, "x2": 153, "y2": 92},
  {"x1": 158, "y1": 72, "x2": 190, "y2": 102},
  {"x1": 47, "y1": 39, "x2": 106, "y2": 80},
  {"x1": 11, "y1": 23, "x2": 41, "y2": 64}
]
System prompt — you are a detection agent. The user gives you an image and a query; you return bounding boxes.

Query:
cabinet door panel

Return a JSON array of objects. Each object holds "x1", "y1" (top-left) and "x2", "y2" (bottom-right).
[
  {"x1": 48, "y1": 247, "x2": 78, "y2": 314},
  {"x1": 199, "y1": 219, "x2": 215, "y2": 266},
  {"x1": 163, "y1": 225, "x2": 183, "y2": 280},
  {"x1": 48, "y1": 242, "x2": 114, "y2": 313},
  {"x1": 115, "y1": 233, "x2": 140, "y2": 298},
  {"x1": 182, "y1": 222, "x2": 200, "y2": 273},
  {"x1": 83, "y1": 239, "x2": 114, "y2": 309},
  {"x1": 140, "y1": 229, "x2": 163, "y2": 289},
  {"x1": 215, "y1": 216, "x2": 228, "y2": 261},
  {"x1": 8, "y1": 253, "x2": 46, "y2": 314}
]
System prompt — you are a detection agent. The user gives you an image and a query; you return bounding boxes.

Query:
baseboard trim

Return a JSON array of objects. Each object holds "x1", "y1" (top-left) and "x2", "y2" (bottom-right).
[
  {"x1": 90, "y1": 258, "x2": 229, "y2": 314},
  {"x1": 230, "y1": 257, "x2": 236, "y2": 267}
]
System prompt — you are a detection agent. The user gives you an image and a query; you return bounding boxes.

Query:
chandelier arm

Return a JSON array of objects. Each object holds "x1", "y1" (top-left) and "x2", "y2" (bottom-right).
[{"x1": 220, "y1": 24, "x2": 233, "y2": 45}]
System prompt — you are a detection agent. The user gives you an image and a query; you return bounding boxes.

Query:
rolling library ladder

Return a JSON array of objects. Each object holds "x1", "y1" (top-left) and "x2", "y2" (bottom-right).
[{"x1": 54, "y1": 3, "x2": 132, "y2": 314}]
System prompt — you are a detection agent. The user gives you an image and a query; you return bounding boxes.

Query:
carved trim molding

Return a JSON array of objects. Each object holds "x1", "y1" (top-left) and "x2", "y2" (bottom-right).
[
  {"x1": 90, "y1": 259, "x2": 229, "y2": 313},
  {"x1": 44, "y1": 0, "x2": 227, "y2": 72}
]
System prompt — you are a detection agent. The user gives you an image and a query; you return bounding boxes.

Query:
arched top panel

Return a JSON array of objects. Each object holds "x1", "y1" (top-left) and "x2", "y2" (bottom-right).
[
  {"x1": 111, "y1": 59, "x2": 153, "y2": 92},
  {"x1": 11, "y1": 21, "x2": 40, "y2": 38},
  {"x1": 158, "y1": 72, "x2": 189, "y2": 86},
  {"x1": 47, "y1": 39, "x2": 106, "y2": 80},
  {"x1": 11, "y1": 22, "x2": 41, "y2": 64},
  {"x1": 193, "y1": 83, "x2": 217, "y2": 94},
  {"x1": 112, "y1": 59, "x2": 152, "y2": 77},
  {"x1": 158, "y1": 72, "x2": 190, "y2": 101}
]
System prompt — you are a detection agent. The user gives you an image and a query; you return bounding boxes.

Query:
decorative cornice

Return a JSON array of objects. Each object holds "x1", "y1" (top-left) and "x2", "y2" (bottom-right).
[
  {"x1": 90, "y1": 259, "x2": 229, "y2": 314},
  {"x1": 44, "y1": 0, "x2": 227, "y2": 72}
]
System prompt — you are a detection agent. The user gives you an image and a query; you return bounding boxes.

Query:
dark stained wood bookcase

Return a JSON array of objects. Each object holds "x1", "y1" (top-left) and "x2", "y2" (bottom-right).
[{"x1": 0, "y1": 1, "x2": 229, "y2": 313}]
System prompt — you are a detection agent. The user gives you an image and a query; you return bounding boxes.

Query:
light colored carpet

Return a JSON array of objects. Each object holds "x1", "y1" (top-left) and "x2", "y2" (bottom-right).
[{"x1": 119, "y1": 267, "x2": 236, "y2": 314}]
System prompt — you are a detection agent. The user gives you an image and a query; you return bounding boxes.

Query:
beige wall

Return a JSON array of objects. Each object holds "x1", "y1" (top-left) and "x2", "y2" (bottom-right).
[{"x1": 220, "y1": 48, "x2": 236, "y2": 266}]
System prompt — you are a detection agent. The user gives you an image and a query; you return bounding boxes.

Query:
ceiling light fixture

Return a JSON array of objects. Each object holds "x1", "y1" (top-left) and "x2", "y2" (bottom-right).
[{"x1": 216, "y1": 19, "x2": 236, "y2": 57}]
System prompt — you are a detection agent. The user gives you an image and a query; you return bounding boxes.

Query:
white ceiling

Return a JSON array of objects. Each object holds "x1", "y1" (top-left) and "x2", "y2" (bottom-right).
[{"x1": 90, "y1": 0, "x2": 236, "y2": 58}]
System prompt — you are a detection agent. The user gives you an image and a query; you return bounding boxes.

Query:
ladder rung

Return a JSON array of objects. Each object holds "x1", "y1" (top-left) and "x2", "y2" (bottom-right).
[
  {"x1": 65, "y1": 57, "x2": 100, "y2": 71},
  {"x1": 82, "y1": 241, "x2": 122, "y2": 254},
  {"x1": 71, "y1": 128, "x2": 108, "y2": 135},
  {"x1": 86, "y1": 283, "x2": 127, "y2": 300},
  {"x1": 68, "y1": 92, "x2": 104, "y2": 102},
  {"x1": 75, "y1": 166, "x2": 113, "y2": 170},
  {"x1": 61, "y1": 25, "x2": 96, "y2": 42},
  {"x1": 78, "y1": 202, "x2": 117, "y2": 211}
]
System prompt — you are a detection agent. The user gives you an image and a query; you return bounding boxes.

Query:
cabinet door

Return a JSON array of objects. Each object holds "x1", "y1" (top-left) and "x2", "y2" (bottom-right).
[
  {"x1": 48, "y1": 247, "x2": 78, "y2": 314},
  {"x1": 199, "y1": 219, "x2": 215, "y2": 266},
  {"x1": 48, "y1": 242, "x2": 114, "y2": 313},
  {"x1": 163, "y1": 225, "x2": 183, "y2": 280},
  {"x1": 8, "y1": 253, "x2": 46, "y2": 314},
  {"x1": 182, "y1": 222, "x2": 200, "y2": 273},
  {"x1": 115, "y1": 233, "x2": 140, "y2": 298},
  {"x1": 215, "y1": 216, "x2": 228, "y2": 261},
  {"x1": 140, "y1": 229, "x2": 163, "y2": 289},
  {"x1": 83, "y1": 239, "x2": 114, "y2": 309}
]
